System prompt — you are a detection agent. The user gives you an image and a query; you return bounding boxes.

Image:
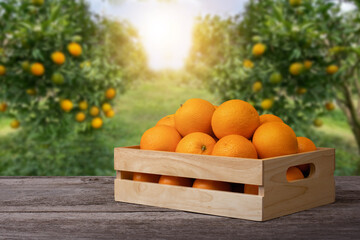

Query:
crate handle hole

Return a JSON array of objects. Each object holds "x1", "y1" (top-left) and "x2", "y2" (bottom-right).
[{"x1": 286, "y1": 163, "x2": 315, "y2": 182}]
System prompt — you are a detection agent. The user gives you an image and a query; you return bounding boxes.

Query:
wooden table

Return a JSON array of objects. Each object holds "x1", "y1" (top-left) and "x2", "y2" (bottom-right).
[{"x1": 0, "y1": 176, "x2": 359, "y2": 239}]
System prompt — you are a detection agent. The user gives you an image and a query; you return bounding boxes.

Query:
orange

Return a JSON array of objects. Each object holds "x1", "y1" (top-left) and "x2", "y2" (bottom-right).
[
  {"x1": 0, "y1": 65, "x2": 6, "y2": 75},
  {"x1": 78, "y1": 101, "x2": 88, "y2": 110},
  {"x1": 51, "y1": 51, "x2": 65, "y2": 65},
  {"x1": 133, "y1": 172, "x2": 160, "y2": 183},
  {"x1": 244, "y1": 184, "x2": 258, "y2": 195},
  {"x1": 10, "y1": 120, "x2": 20, "y2": 129},
  {"x1": 158, "y1": 175, "x2": 193, "y2": 187},
  {"x1": 212, "y1": 135, "x2": 258, "y2": 159},
  {"x1": 243, "y1": 59, "x2": 254, "y2": 68},
  {"x1": 67, "y1": 42, "x2": 82, "y2": 57},
  {"x1": 105, "y1": 109, "x2": 115, "y2": 118},
  {"x1": 252, "y1": 122, "x2": 298, "y2": 158},
  {"x1": 304, "y1": 60, "x2": 313, "y2": 69},
  {"x1": 193, "y1": 179, "x2": 232, "y2": 191},
  {"x1": 261, "y1": 99, "x2": 273, "y2": 110},
  {"x1": 286, "y1": 167, "x2": 304, "y2": 181},
  {"x1": 102, "y1": 103, "x2": 112, "y2": 112},
  {"x1": 91, "y1": 117, "x2": 103, "y2": 129},
  {"x1": 325, "y1": 102, "x2": 335, "y2": 111},
  {"x1": 296, "y1": 87, "x2": 307, "y2": 95},
  {"x1": 26, "y1": 88, "x2": 36, "y2": 96},
  {"x1": 297, "y1": 137, "x2": 317, "y2": 172},
  {"x1": 105, "y1": 88, "x2": 116, "y2": 99},
  {"x1": 313, "y1": 118, "x2": 323, "y2": 127},
  {"x1": 212, "y1": 99, "x2": 260, "y2": 139},
  {"x1": 252, "y1": 43, "x2": 266, "y2": 56},
  {"x1": 140, "y1": 125, "x2": 181, "y2": 152},
  {"x1": 30, "y1": 63, "x2": 45, "y2": 76},
  {"x1": 326, "y1": 65, "x2": 339, "y2": 75},
  {"x1": 269, "y1": 72, "x2": 282, "y2": 84},
  {"x1": 175, "y1": 132, "x2": 216, "y2": 155},
  {"x1": 60, "y1": 99, "x2": 73, "y2": 112},
  {"x1": 75, "y1": 112, "x2": 86, "y2": 122},
  {"x1": 289, "y1": 62, "x2": 303, "y2": 75},
  {"x1": 252, "y1": 81, "x2": 262, "y2": 92},
  {"x1": 0, "y1": 102, "x2": 7, "y2": 112},
  {"x1": 90, "y1": 106, "x2": 100, "y2": 116},
  {"x1": 290, "y1": 0, "x2": 302, "y2": 7},
  {"x1": 259, "y1": 114, "x2": 283, "y2": 125},
  {"x1": 175, "y1": 98, "x2": 215, "y2": 136},
  {"x1": 156, "y1": 114, "x2": 175, "y2": 128}
]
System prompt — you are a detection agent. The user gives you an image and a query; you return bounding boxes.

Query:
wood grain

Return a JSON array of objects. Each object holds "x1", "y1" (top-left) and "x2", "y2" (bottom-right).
[
  {"x1": 114, "y1": 146, "x2": 263, "y2": 185},
  {"x1": 0, "y1": 177, "x2": 359, "y2": 240}
]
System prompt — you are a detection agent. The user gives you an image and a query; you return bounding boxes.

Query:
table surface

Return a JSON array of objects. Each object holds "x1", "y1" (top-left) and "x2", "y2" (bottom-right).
[{"x1": 0, "y1": 176, "x2": 359, "y2": 240}]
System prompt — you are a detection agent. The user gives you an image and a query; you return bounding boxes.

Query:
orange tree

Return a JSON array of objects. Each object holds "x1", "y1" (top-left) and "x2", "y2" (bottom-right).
[
  {"x1": 0, "y1": 0, "x2": 147, "y2": 139},
  {"x1": 186, "y1": 0, "x2": 360, "y2": 153}
]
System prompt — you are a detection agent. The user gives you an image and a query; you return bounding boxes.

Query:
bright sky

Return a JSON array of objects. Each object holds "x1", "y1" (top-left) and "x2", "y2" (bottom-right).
[{"x1": 89, "y1": 0, "x2": 355, "y2": 70}]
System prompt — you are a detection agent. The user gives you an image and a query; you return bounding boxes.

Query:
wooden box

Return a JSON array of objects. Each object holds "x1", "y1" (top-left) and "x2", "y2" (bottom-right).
[{"x1": 114, "y1": 146, "x2": 335, "y2": 221}]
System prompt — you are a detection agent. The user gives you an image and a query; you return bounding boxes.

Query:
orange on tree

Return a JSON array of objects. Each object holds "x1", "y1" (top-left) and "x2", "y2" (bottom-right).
[
  {"x1": 158, "y1": 175, "x2": 193, "y2": 187},
  {"x1": 105, "y1": 88, "x2": 116, "y2": 99},
  {"x1": 252, "y1": 81, "x2": 262, "y2": 92},
  {"x1": 51, "y1": 51, "x2": 66, "y2": 65},
  {"x1": 101, "y1": 103, "x2": 112, "y2": 112},
  {"x1": 289, "y1": 0, "x2": 302, "y2": 6},
  {"x1": 140, "y1": 125, "x2": 181, "y2": 152},
  {"x1": 105, "y1": 109, "x2": 115, "y2": 118},
  {"x1": 60, "y1": 99, "x2": 73, "y2": 112},
  {"x1": 193, "y1": 179, "x2": 232, "y2": 192},
  {"x1": 304, "y1": 60, "x2": 313, "y2": 70},
  {"x1": 91, "y1": 117, "x2": 103, "y2": 129},
  {"x1": 297, "y1": 136, "x2": 317, "y2": 172},
  {"x1": 26, "y1": 88, "x2": 36, "y2": 96},
  {"x1": 212, "y1": 134, "x2": 258, "y2": 159},
  {"x1": 313, "y1": 118, "x2": 323, "y2": 127},
  {"x1": 326, "y1": 65, "x2": 339, "y2": 75},
  {"x1": 67, "y1": 42, "x2": 82, "y2": 57},
  {"x1": 30, "y1": 62, "x2": 45, "y2": 76},
  {"x1": 75, "y1": 112, "x2": 86, "y2": 122},
  {"x1": 133, "y1": 172, "x2": 160, "y2": 183},
  {"x1": 90, "y1": 106, "x2": 100, "y2": 116},
  {"x1": 243, "y1": 59, "x2": 254, "y2": 68},
  {"x1": 51, "y1": 73, "x2": 65, "y2": 85},
  {"x1": 259, "y1": 114, "x2": 283, "y2": 125},
  {"x1": 289, "y1": 62, "x2": 303, "y2": 76},
  {"x1": 261, "y1": 98, "x2": 273, "y2": 110},
  {"x1": 244, "y1": 184, "x2": 259, "y2": 195},
  {"x1": 175, "y1": 132, "x2": 216, "y2": 155},
  {"x1": 0, "y1": 102, "x2": 7, "y2": 112},
  {"x1": 78, "y1": 100, "x2": 88, "y2": 110},
  {"x1": 286, "y1": 167, "x2": 304, "y2": 181},
  {"x1": 252, "y1": 122, "x2": 298, "y2": 158},
  {"x1": 325, "y1": 102, "x2": 335, "y2": 111},
  {"x1": 175, "y1": 98, "x2": 215, "y2": 136},
  {"x1": 269, "y1": 72, "x2": 282, "y2": 84},
  {"x1": 0, "y1": 65, "x2": 6, "y2": 75},
  {"x1": 252, "y1": 43, "x2": 266, "y2": 56},
  {"x1": 21, "y1": 61, "x2": 30, "y2": 71},
  {"x1": 296, "y1": 87, "x2": 307, "y2": 95},
  {"x1": 212, "y1": 99, "x2": 260, "y2": 139},
  {"x1": 156, "y1": 114, "x2": 176, "y2": 128},
  {"x1": 10, "y1": 120, "x2": 20, "y2": 129},
  {"x1": 32, "y1": 0, "x2": 44, "y2": 6}
]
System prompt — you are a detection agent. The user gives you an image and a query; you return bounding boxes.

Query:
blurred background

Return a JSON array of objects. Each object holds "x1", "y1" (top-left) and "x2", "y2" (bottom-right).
[{"x1": 0, "y1": 0, "x2": 359, "y2": 176}]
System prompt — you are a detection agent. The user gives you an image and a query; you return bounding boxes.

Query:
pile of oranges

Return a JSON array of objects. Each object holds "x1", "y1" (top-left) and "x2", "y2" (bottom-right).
[{"x1": 137, "y1": 98, "x2": 318, "y2": 195}]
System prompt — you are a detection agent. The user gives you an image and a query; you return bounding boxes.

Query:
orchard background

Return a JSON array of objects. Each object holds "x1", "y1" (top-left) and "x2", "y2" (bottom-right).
[{"x1": 0, "y1": 0, "x2": 359, "y2": 176}]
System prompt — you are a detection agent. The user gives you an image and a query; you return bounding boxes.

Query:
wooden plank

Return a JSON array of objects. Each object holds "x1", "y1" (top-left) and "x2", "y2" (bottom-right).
[
  {"x1": 115, "y1": 179, "x2": 263, "y2": 221},
  {"x1": 114, "y1": 147, "x2": 263, "y2": 185},
  {"x1": 262, "y1": 148, "x2": 335, "y2": 220}
]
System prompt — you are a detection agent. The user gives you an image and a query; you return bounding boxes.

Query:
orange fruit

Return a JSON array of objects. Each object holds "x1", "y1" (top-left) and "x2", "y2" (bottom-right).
[
  {"x1": 313, "y1": 118, "x2": 323, "y2": 127},
  {"x1": 75, "y1": 112, "x2": 86, "y2": 122},
  {"x1": 60, "y1": 99, "x2": 73, "y2": 112},
  {"x1": 326, "y1": 65, "x2": 339, "y2": 75},
  {"x1": 261, "y1": 98, "x2": 273, "y2": 110},
  {"x1": 156, "y1": 114, "x2": 175, "y2": 128},
  {"x1": 289, "y1": 62, "x2": 303, "y2": 75},
  {"x1": 91, "y1": 117, "x2": 103, "y2": 129},
  {"x1": 78, "y1": 101, "x2": 88, "y2": 110},
  {"x1": 212, "y1": 99, "x2": 260, "y2": 139},
  {"x1": 30, "y1": 63, "x2": 45, "y2": 76},
  {"x1": 102, "y1": 103, "x2": 112, "y2": 112},
  {"x1": 10, "y1": 120, "x2": 20, "y2": 129},
  {"x1": 140, "y1": 125, "x2": 181, "y2": 152},
  {"x1": 290, "y1": 0, "x2": 302, "y2": 7},
  {"x1": 158, "y1": 175, "x2": 193, "y2": 187},
  {"x1": 243, "y1": 59, "x2": 254, "y2": 68},
  {"x1": 133, "y1": 172, "x2": 160, "y2": 183},
  {"x1": 90, "y1": 106, "x2": 100, "y2": 116},
  {"x1": 192, "y1": 179, "x2": 232, "y2": 191},
  {"x1": 51, "y1": 51, "x2": 66, "y2": 65},
  {"x1": 252, "y1": 43, "x2": 266, "y2": 56},
  {"x1": 244, "y1": 184, "x2": 258, "y2": 195},
  {"x1": 286, "y1": 167, "x2": 304, "y2": 181},
  {"x1": 259, "y1": 114, "x2": 283, "y2": 125},
  {"x1": 304, "y1": 60, "x2": 313, "y2": 69},
  {"x1": 212, "y1": 134, "x2": 258, "y2": 159},
  {"x1": 252, "y1": 81, "x2": 262, "y2": 92},
  {"x1": 175, "y1": 98, "x2": 215, "y2": 136},
  {"x1": 0, "y1": 102, "x2": 7, "y2": 112},
  {"x1": 252, "y1": 122, "x2": 298, "y2": 158},
  {"x1": 297, "y1": 137, "x2": 317, "y2": 172},
  {"x1": 296, "y1": 87, "x2": 307, "y2": 95},
  {"x1": 0, "y1": 65, "x2": 6, "y2": 75},
  {"x1": 175, "y1": 132, "x2": 216, "y2": 155},
  {"x1": 325, "y1": 102, "x2": 335, "y2": 111},
  {"x1": 105, "y1": 88, "x2": 116, "y2": 99},
  {"x1": 26, "y1": 88, "x2": 36, "y2": 96},
  {"x1": 67, "y1": 42, "x2": 82, "y2": 57},
  {"x1": 105, "y1": 109, "x2": 115, "y2": 118}
]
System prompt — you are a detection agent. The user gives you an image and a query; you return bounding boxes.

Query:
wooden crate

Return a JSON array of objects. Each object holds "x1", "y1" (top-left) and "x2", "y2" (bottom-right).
[{"x1": 114, "y1": 146, "x2": 335, "y2": 221}]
